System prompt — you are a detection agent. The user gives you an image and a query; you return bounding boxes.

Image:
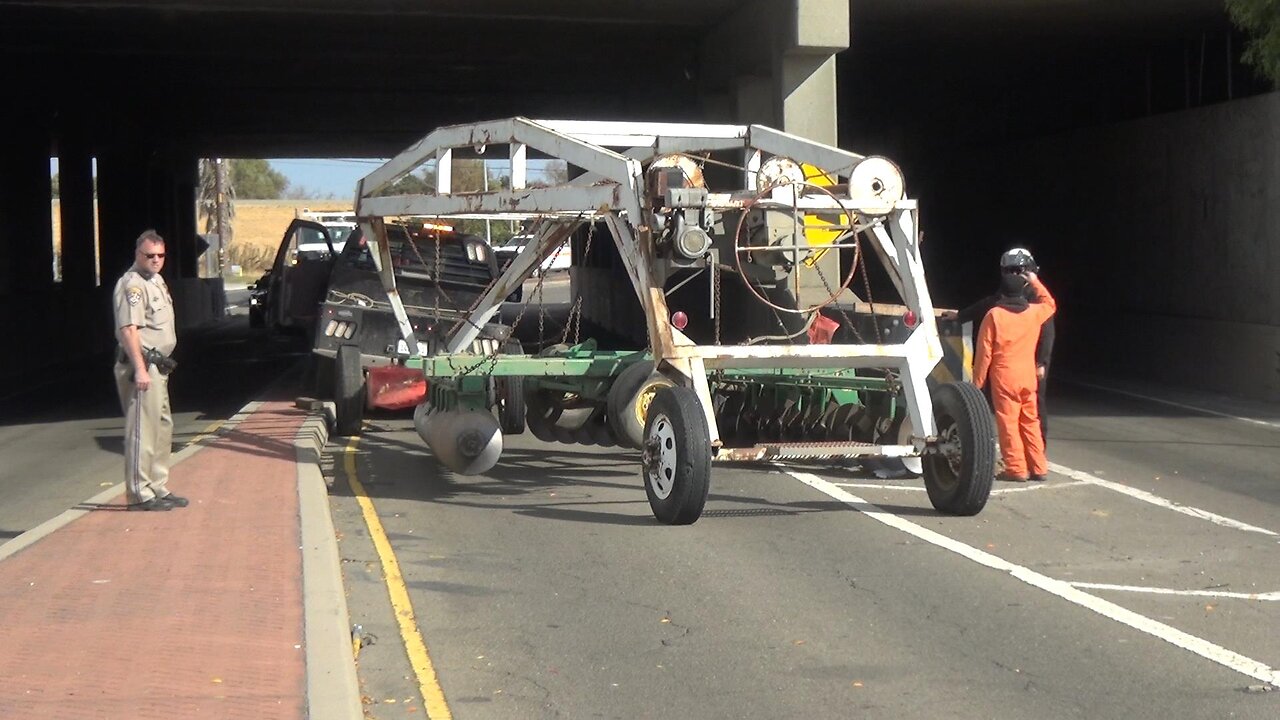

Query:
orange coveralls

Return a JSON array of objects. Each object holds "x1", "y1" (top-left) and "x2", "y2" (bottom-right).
[{"x1": 973, "y1": 276, "x2": 1056, "y2": 477}]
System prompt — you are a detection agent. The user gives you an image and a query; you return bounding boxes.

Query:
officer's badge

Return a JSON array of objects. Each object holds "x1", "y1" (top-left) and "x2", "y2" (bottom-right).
[{"x1": 126, "y1": 287, "x2": 143, "y2": 306}]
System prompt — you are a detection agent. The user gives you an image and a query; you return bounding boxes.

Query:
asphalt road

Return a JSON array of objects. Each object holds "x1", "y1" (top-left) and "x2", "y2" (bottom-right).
[
  {"x1": 3, "y1": 297, "x2": 1276, "y2": 718},
  {"x1": 329, "y1": 379, "x2": 1280, "y2": 719}
]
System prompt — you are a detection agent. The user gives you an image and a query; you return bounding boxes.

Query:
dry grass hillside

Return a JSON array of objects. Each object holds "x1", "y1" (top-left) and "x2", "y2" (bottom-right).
[
  {"x1": 202, "y1": 199, "x2": 353, "y2": 272},
  {"x1": 48, "y1": 198, "x2": 352, "y2": 280}
]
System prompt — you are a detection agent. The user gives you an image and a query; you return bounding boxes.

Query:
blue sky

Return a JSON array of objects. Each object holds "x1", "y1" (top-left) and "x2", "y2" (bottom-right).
[
  {"x1": 50, "y1": 156, "x2": 563, "y2": 200},
  {"x1": 268, "y1": 158, "x2": 387, "y2": 199}
]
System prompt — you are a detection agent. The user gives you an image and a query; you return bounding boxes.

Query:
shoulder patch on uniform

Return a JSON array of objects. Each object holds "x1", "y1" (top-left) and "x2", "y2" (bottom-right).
[{"x1": 126, "y1": 286, "x2": 143, "y2": 306}]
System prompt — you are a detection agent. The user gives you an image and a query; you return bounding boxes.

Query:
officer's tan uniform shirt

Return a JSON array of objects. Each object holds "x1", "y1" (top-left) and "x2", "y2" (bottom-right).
[{"x1": 113, "y1": 268, "x2": 176, "y2": 355}]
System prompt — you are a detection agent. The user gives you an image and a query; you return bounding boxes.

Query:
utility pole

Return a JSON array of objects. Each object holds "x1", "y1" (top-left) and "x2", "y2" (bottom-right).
[
  {"x1": 214, "y1": 158, "x2": 229, "y2": 274},
  {"x1": 482, "y1": 162, "x2": 492, "y2": 243}
]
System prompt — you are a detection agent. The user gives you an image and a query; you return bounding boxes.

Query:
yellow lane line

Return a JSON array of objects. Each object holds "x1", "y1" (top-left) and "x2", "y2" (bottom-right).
[
  {"x1": 184, "y1": 419, "x2": 226, "y2": 448},
  {"x1": 344, "y1": 437, "x2": 453, "y2": 720}
]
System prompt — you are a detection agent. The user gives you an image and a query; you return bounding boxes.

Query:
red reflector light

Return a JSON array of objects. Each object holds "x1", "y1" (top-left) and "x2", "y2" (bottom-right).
[
  {"x1": 903, "y1": 310, "x2": 918, "y2": 328},
  {"x1": 671, "y1": 311, "x2": 689, "y2": 330}
]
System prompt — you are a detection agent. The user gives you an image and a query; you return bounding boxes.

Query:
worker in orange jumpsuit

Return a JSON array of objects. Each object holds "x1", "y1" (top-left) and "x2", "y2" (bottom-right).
[{"x1": 973, "y1": 270, "x2": 1056, "y2": 482}]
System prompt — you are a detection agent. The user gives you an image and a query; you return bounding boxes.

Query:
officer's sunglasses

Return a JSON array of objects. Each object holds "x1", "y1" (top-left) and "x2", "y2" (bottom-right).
[{"x1": 143, "y1": 252, "x2": 165, "y2": 259}]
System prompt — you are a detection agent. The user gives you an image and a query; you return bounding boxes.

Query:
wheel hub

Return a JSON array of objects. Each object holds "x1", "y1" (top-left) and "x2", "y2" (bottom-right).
[
  {"x1": 644, "y1": 413, "x2": 677, "y2": 500},
  {"x1": 937, "y1": 423, "x2": 963, "y2": 475}
]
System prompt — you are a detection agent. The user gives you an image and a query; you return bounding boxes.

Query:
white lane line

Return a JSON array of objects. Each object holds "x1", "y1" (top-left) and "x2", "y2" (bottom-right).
[
  {"x1": 786, "y1": 469, "x2": 1280, "y2": 689},
  {"x1": 1049, "y1": 463, "x2": 1277, "y2": 537},
  {"x1": 1068, "y1": 582, "x2": 1280, "y2": 602},
  {"x1": 1069, "y1": 379, "x2": 1280, "y2": 431},
  {"x1": 832, "y1": 482, "x2": 926, "y2": 492},
  {"x1": 832, "y1": 480, "x2": 1085, "y2": 495},
  {"x1": 991, "y1": 480, "x2": 1086, "y2": 495}
]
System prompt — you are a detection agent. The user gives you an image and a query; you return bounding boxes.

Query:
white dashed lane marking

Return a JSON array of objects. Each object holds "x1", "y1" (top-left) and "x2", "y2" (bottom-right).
[
  {"x1": 1048, "y1": 463, "x2": 1276, "y2": 537},
  {"x1": 1067, "y1": 583, "x2": 1280, "y2": 602},
  {"x1": 785, "y1": 468, "x2": 1280, "y2": 689}
]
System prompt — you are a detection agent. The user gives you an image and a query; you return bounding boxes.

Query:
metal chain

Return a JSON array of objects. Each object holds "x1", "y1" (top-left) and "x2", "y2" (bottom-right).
[
  {"x1": 432, "y1": 230, "x2": 442, "y2": 325},
  {"x1": 812, "y1": 237, "x2": 865, "y2": 344},
  {"x1": 569, "y1": 222, "x2": 596, "y2": 345},
  {"x1": 536, "y1": 250, "x2": 550, "y2": 350},
  {"x1": 856, "y1": 238, "x2": 883, "y2": 344},
  {"x1": 449, "y1": 219, "x2": 567, "y2": 377},
  {"x1": 713, "y1": 259, "x2": 722, "y2": 345}
]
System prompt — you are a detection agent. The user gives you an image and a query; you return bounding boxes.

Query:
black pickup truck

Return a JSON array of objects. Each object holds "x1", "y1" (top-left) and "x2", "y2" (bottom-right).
[{"x1": 308, "y1": 221, "x2": 512, "y2": 433}]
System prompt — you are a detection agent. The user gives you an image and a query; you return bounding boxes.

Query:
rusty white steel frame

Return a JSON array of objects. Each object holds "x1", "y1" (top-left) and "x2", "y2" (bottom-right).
[{"x1": 353, "y1": 117, "x2": 943, "y2": 455}]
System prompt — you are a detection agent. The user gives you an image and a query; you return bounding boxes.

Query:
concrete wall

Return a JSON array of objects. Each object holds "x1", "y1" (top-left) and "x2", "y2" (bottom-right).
[{"x1": 933, "y1": 91, "x2": 1280, "y2": 401}]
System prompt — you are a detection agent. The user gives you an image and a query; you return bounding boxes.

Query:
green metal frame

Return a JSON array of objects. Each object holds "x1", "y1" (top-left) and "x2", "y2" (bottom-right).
[{"x1": 414, "y1": 342, "x2": 903, "y2": 419}]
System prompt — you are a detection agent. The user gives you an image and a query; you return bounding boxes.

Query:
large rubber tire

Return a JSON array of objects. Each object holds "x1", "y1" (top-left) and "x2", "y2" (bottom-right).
[
  {"x1": 333, "y1": 345, "x2": 366, "y2": 436},
  {"x1": 923, "y1": 382, "x2": 996, "y2": 515},
  {"x1": 607, "y1": 361, "x2": 673, "y2": 450},
  {"x1": 497, "y1": 377, "x2": 526, "y2": 434},
  {"x1": 497, "y1": 341, "x2": 526, "y2": 435},
  {"x1": 310, "y1": 355, "x2": 334, "y2": 400},
  {"x1": 642, "y1": 386, "x2": 712, "y2": 525}
]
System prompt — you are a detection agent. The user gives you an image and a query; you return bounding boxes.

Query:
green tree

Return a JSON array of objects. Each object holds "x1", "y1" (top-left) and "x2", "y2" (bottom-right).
[
  {"x1": 452, "y1": 159, "x2": 486, "y2": 192},
  {"x1": 1228, "y1": 0, "x2": 1280, "y2": 86},
  {"x1": 387, "y1": 172, "x2": 434, "y2": 194},
  {"x1": 230, "y1": 158, "x2": 289, "y2": 198}
]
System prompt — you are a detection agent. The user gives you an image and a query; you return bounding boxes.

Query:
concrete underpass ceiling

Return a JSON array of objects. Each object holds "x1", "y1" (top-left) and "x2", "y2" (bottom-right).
[{"x1": 3, "y1": 0, "x2": 1232, "y2": 158}]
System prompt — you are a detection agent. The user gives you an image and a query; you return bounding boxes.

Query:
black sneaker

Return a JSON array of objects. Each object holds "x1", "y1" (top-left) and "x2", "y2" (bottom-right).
[
  {"x1": 158, "y1": 494, "x2": 189, "y2": 508},
  {"x1": 128, "y1": 499, "x2": 173, "y2": 512},
  {"x1": 1030, "y1": 474, "x2": 1048, "y2": 482}
]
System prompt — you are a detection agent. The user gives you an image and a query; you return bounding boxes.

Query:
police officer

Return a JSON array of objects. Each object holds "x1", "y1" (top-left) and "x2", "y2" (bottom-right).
[{"x1": 113, "y1": 230, "x2": 189, "y2": 511}]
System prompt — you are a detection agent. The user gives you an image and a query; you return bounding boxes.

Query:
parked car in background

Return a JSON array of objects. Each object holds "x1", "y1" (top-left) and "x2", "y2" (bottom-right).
[
  {"x1": 492, "y1": 232, "x2": 572, "y2": 276},
  {"x1": 295, "y1": 208, "x2": 356, "y2": 256}
]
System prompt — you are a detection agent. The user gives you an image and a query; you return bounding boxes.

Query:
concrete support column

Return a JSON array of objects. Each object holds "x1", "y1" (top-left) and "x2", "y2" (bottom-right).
[
  {"x1": 778, "y1": 53, "x2": 839, "y2": 145},
  {"x1": 699, "y1": 0, "x2": 848, "y2": 138},
  {"x1": 775, "y1": 0, "x2": 847, "y2": 144},
  {"x1": 0, "y1": 128, "x2": 54, "y2": 295},
  {"x1": 96, "y1": 147, "x2": 151, "y2": 282},
  {"x1": 58, "y1": 135, "x2": 98, "y2": 289},
  {"x1": 694, "y1": 0, "x2": 851, "y2": 313},
  {"x1": 170, "y1": 158, "x2": 199, "y2": 280}
]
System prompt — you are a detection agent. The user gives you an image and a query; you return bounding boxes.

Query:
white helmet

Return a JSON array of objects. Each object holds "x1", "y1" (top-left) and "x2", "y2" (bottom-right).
[{"x1": 1000, "y1": 247, "x2": 1037, "y2": 272}]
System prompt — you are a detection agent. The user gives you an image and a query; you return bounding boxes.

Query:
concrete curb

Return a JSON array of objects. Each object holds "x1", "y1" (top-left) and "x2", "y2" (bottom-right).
[{"x1": 297, "y1": 401, "x2": 363, "y2": 720}]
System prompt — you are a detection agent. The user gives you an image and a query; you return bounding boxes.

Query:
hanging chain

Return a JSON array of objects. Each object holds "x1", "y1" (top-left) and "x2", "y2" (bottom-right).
[
  {"x1": 812, "y1": 235, "x2": 864, "y2": 344},
  {"x1": 432, "y1": 230, "x2": 442, "y2": 336},
  {"x1": 448, "y1": 219, "x2": 573, "y2": 377},
  {"x1": 713, "y1": 259, "x2": 723, "y2": 345},
  {"x1": 856, "y1": 238, "x2": 883, "y2": 344},
  {"x1": 559, "y1": 221, "x2": 595, "y2": 345}
]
